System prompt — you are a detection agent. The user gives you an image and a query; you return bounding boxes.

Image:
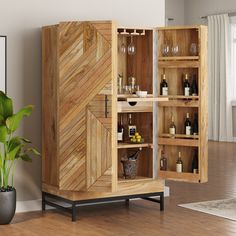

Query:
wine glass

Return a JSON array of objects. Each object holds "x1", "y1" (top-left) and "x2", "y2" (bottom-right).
[
  {"x1": 171, "y1": 45, "x2": 180, "y2": 56},
  {"x1": 120, "y1": 36, "x2": 126, "y2": 54},
  {"x1": 127, "y1": 36, "x2": 136, "y2": 55},
  {"x1": 162, "y1": 44, "x2": 170, "y2": 57},
  {"x1": 190, "y1": 43, "x2": 198, "y2": 56}
]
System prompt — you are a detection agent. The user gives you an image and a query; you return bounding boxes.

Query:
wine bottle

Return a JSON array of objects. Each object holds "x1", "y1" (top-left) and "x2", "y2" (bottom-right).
[
  {"x1": 191, "y1": 74, "x2": 198, "y2": 96},
  {"x1": 128, "y1": 149, "x2": 141, "y2": 160},
  {"x1": 183, "y1": 74, "x2": 190, "y2": 96},
  {"x1": 128, "y1": 114, "x2": 137, "y2": 138},
  {"x1": 160, "y1": 150, "x2": 167, "y2": 171},
  {"x1": 191, "y1": 150, "x2": 198, "y2": 174},
  {"x1": 192, "y1": 113, "x2": 198, "y2": 136},
  {"x1": 176, "y1": 152, "x2": 183, "y2": 173},
  {"x1": 117, "y1": 115, "x2": 124, "y2": 142},
  {"x1": 184, "y1": 112, "x2": 192, "y2": 135},
  {"x1": 160, "y1": 74, "x2": 168, "y2": 96},
  {"x1": 169, "y1": 115, "x2": 176, "y2": 136}
]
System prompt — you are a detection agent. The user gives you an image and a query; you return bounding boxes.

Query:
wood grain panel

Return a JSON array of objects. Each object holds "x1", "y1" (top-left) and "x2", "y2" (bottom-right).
[
  {"x1": 42, "y1": 25, "x2": 59, "y2": 187},
  {"x1": 86, "y1": 109, "x2": 112, "y2": 192},
  {"x1": 199, "y1": 26, "x2": 208, "y2": 183},
  {"x1": 57, "y1": 21, "x2": 113, "y2": 191}
]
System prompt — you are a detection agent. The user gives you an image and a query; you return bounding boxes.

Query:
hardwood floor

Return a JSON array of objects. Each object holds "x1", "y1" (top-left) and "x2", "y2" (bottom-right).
[{"x1": 1, "y1": 141, "x2": 236, "y2": 236}]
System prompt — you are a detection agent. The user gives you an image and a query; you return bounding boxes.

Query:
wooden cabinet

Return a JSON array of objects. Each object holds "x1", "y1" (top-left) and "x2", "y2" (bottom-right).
[{"x1": 42, "y1": 22, "x2": 208, "y2": 217}]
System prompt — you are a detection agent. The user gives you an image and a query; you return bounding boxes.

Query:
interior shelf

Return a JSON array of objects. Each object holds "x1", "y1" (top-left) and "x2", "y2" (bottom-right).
[
  {"x1": 117, "y1": 94, "x2": 154, "y2": 99},
  {"x1": 117, "y1": 94, "x2": 168, "y2": 102},
  {"x1": 126, "y1": 97, "x2": 168, "y2": 102},
  {"x1": 158, "y1": 96, "x2": 199, "y2": 108},
  {"x1": 160, "y1": 133, "x2": 199, "y2": 139},
  {"x1": 117, "y1": 142, "x2": 153, "y2": 149},
  {"x1": 160, "y1": 95, "x2": 199, "y2": 100},
  {"x1": 158, "y1": 56, "x2": 199, "y2": 61},
  {"x1": 158, "y1": 60, "x2": 199, "y2": 68},
  {"x1": 159, "y1": 170, "x2": 200, "y2": 183},
  {"x1": 118, "y1": 176, "x2": 153, "y2": 183},
  {"x1": 158, "y1": 137, "x2": 199, "y2": 147}
]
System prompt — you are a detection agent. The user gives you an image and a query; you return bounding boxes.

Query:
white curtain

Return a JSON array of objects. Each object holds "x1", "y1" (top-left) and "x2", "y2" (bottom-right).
[{"x1": 208, "y1": 14, "x2": 233, "y2": 141}]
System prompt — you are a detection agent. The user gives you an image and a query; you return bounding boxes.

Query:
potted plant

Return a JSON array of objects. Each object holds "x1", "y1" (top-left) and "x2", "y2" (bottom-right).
[{"x1": 0, "y1": 91, "x2": 40, "y2": 224}]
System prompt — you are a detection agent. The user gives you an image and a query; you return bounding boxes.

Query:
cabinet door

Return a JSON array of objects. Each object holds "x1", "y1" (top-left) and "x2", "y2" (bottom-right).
[
  {"x1": 156, "y1": 26, "x2": 208, "y2": 183},
  {"x1": 58, "y1": 21, "x2": 117, "y2": 191}
]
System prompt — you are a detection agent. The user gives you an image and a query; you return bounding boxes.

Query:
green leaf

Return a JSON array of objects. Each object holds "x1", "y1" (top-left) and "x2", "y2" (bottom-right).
[
  {"x1": 19, "y1": 137, "x2": 31, "y2": 143},
  {"x1": 6, "y1": 144, "x2": 21, "y2": 161},
  {"x1": 27, "y1": 147, "x2": 40, "y2": 156},
  {"x1": 0, "y1": 114, "x2": 4, "y2": 125},
  {"x1": 20, "y1": 154, "x2": 32, "y2": 162},
  {"x1": 7, "y1": 137, "x2": 23, "y2": 152},
  {"x1": 0, "y1": 91, "x2": 13, "y2": 119},
  {"x1": 0, "y1": 125, "x2": 8, "y2": 143},
  {"x1": 6, "y1": 105, "x2": 33, "y2": 132}
]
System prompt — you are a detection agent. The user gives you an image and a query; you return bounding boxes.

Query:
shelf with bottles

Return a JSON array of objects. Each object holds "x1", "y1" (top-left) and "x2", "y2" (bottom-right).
[
  {"x1": 158, "y1": 96, "x2": 199, "y2": 108},
  {"x1": 158, "y1": 68, "x2": 199, "y2": 99},
  {"x1": 117, "y1": 112, "x2": 153, "y2": 145},
  {"x1": 118, "y1": 142, "x2": 153, "y2": 149},
  {"x1": 158, "y1": 146, "x2": 200, "y2": 182},
  {"x1": 118, "y1": 147, "x2": 153, "y2": 182},
  {"x1": 158, "y1": 27, "x2": 199, "y2": 59}
]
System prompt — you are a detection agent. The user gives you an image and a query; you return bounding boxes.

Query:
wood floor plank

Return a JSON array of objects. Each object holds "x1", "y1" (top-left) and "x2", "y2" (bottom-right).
[{"x1": 3, "y1": 141, "x2": 236, "y2": 235}]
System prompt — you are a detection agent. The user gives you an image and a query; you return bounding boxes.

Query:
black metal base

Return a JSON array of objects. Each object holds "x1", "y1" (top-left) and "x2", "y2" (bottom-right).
[{"x1": 42, "y1": 191, "x2": 164, "y2": 222}]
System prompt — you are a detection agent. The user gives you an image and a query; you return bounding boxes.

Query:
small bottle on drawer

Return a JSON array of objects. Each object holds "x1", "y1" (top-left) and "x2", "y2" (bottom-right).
[
  {"x1": 160, "y1": 74, "x2": 168, "y2": 96},
  {"x1": 176, "y1": 152, "x2": 183, "y2": 173},
  {"x1": 160, "y1": 150, "x2": 167, "y2": 171},
  {"x1": 128, "y1": 114, "x2": 137, "y2": 138}
]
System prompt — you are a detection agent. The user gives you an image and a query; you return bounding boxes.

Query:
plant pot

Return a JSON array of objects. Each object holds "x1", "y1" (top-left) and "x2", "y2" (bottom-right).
[{"x1": 0, "y1": 189, "x2": 16, "y2": 224}]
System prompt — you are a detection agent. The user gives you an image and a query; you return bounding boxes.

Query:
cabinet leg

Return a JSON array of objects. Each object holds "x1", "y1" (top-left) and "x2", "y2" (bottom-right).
[
  {"x1": 125, "y1": 199, "x2": 130, "y2": 206},
  {"x1": 160, "y1": 192, "x2": 164, "y2": 211},
  {"x1": 42, "y1": 192, "x2": 46, "y2": 211},
  {"x1": 72, "y1": 202, "x2": 77, "y2": 222}
]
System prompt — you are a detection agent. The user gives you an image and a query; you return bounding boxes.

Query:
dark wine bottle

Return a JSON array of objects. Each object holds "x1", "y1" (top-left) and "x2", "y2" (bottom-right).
[
  {"x1": 191, "y1": 150, "x2": 198, "y2": 174},
  {"x1": 169, "y1": 114, "x2": 176, "y2": 136},
  {"x1": 191, "y1": 74, "x2": 198, "y2": 96},
  {"x1": 183, "y1": 74, "x2": 190, "y2": 96},
  {"x1": 192, "y1": 113, "x2": 198, "y2": 136},
  {"x1": 160, "y1": 150, "x2": 167, "y2": 171},
  {"x1": 117, "y1": 115, "x2": 124, "y2": 142},
  {"x1": 176, "y1": 152, "x2": 183, "y2": 173},
  {"x1": 184, "y1": 112, "x2": 192, "y2": 135},
  {"x1": 160, "y1": 74, "x2": 168, "y2": 96}
]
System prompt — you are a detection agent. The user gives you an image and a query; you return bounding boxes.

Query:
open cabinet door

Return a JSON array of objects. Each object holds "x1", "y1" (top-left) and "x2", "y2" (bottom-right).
[
  {"x1": 58, "y1": 21, "x2": 117, "y2": 191},
  {"x1": 156, "y1": 26, "x2": 208, "y2": 183}
]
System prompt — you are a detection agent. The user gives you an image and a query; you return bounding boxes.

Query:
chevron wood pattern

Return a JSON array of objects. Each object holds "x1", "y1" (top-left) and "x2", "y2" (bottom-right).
[
  {"x1": 86, "y1": 107, "x2": 112, "y2": 192},
  {"x1": 57, "y1": 21, "x2": 113, "y2": 191}
]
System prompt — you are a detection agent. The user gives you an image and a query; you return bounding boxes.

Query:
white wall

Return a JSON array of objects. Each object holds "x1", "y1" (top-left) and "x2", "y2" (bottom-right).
[
  {"x1": 185, "y1": 0, "x2": 236, "y2": 25},
  {"x1": 165, "y1": 0, "x2": 185, "y2": 26},
  {"x1": 0, "y1": 0, "x2": 165, "y2": 202}
]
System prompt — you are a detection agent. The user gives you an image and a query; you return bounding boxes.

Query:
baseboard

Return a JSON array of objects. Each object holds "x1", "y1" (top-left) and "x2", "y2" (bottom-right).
[
  {"x1": 16, "y1": 186, "x2": 170, "y2": 213},
  {"x1": 16, "y1": 199, "x2": 42, "y2": 213}
]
